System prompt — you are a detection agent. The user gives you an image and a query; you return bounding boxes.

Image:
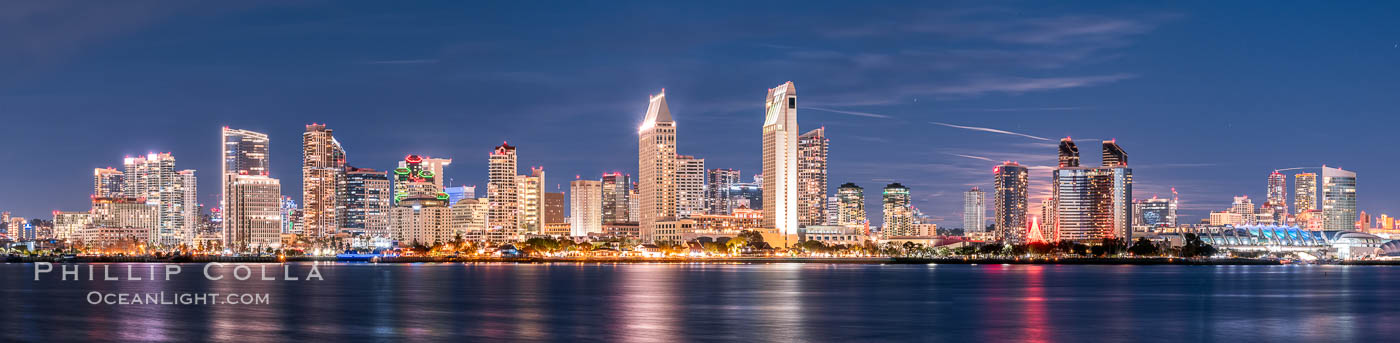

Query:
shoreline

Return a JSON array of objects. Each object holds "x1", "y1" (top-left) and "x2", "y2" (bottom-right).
[{"x1": 1, "y1": 256, "x2": 1334, "y2": 265}]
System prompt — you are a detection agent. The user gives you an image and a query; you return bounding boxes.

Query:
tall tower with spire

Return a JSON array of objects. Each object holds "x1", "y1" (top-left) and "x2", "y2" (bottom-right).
[
  {"x1": 762, "y1": 81, "x2": 800, "y2": 235},
  {"x1": 638, "y1": 90, "x2": 677, "y2": 242}
]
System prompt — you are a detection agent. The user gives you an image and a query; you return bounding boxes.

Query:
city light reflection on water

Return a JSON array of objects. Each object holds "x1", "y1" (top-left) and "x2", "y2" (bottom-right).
[{"x1": 4, "y1": 263, "x2": 1400, "y2": 341}]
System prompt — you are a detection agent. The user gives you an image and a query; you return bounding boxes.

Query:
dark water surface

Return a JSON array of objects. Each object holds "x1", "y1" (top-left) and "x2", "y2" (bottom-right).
[{"x1": 2, "y1": 263, "x2": 1397, "y2": 342}]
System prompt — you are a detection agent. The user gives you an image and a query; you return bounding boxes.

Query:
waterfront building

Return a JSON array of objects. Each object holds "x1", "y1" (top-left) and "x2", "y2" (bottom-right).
[
  {"x1": 225, "y1": 175, "x2": 282, "y2": 252},
  {"x1": 488, "y1": 143, "x2": 519, "y2": 231},
  {"x1": 570, "y1": 179, "x2": 603, "y2": 236},
  {"x1": 389, "y1": 196, "x2": 453, "y2": 246},
  {"x1": 638, "y1": 90, "x2": 677, "y2": 242},
  {"x1": 1294, "y1": 173, "x2": 1317, "y2": 215},
  {"x1": 963, "y1": 187, "x2": 985, "y2": 232},
  {"x1": 341, "y1": 166, "x2": 391, "y2": 237},
  {"x1": 301, "y1": 123, "x2": 345, "y2": 238},
  {"x1": 1321, "y1": 166, "x2": 1358, "y2": 231},
  {"x1": 123, "y1": 152, "x2": 190, "y2": 247},
  {"x1": 517, "y1": 166, "x2": 545, "y2": 233},
  {"x1": 677, "y1": 155, "x2": 706, "y2": 218},
  {"x1": 395, "y1": 155, "x2": 448, "y2": 202},
  {"x1": 53, "y1": 211, "x2": 92, "y2": 240},
  {"x1": 601, "y1": 173, "x2": 632, "y2": 223},
  {"x1": 882, "y1": 183, "x2": 915, "y2": 236},
  {"x1": 797, "y1": 127, "x2": 828, "y2": 227},
  {"x1": 1267, "y1": 171, "x2": 1288, "y2": 215},
  {"x1": 1052, "y1": 139, "x2": 1133, "y2": 242},
  {"x1": 451, "y1": 198, "x2": 488, "y2": 231},
  {"x1": 762, "y1": 81, "x2": 800, "y2": 235},
  {"x1": 1136, "y1": 196, "x2": 1175, "y2": 227},
  {"x1": 705, "y1": 168, "x2": 740, "y2": 215},
  {"x1": 544, "y1": 192, "x2": 565, "y2": 225},
  {"x1": 836, "y1": 183, "x2": 866, "y2": 227},
  {"x1": 994, "y1": 162, "x2": 1029, "y2": 243},
  {"x1": 93, "y1": 167, "x2": 124, "y2": 197},
  {"x1": 221, "y1": 127, "x2": 270, "y2": 242}
]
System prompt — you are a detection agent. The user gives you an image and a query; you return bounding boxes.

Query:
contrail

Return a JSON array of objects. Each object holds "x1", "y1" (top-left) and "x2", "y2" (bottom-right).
[
  {"x1": 1273, "y1": 167, "x2": 1312, "y2": 172},
  {"x1": 947, "y1": 153, "x2": 995, "y2": 162},
  {"x1": 805, "y1": 107, "x2": 892, "y2": 119},
  {"x1": 929, "y1": 121, "x2": 1050, "y2": 141}
]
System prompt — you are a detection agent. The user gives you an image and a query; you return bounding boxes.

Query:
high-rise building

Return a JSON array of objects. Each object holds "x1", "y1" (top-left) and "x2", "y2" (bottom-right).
[
  {"x1": 570, "y1": 179, "x2": 603, "y2": 236},
  {"x1": 178, "y1": 169, "x2": 198, "y2": 243},
  {"x1": 93, "y1": 167, "x2": 124, "y2": 197},
  {"x1": 797, "y1": 127, "x2": 828, "y2": 227},
  {"x1": 301, "y1": 123, "x2": 346, "y2": 238},
  {"x1": 601, "y1": 173, "x2": 632, "y2": 223},
  {"x1": 1101, "y1": 139, "x2": 1127, "y2": 167},
  {"x1": 221, "y1": 127, "x2": 271, "y2": 247},
  {"x1": 825, "y1": 195, "x2": 841, "y2": 226},
  {"x1": 963, "y1": 187, "x2": 986, "y2": 232},
  {"x1": 544, "y1": 192, "x2": 565, "y2": 225},
  {"x1": 53, "y1": 211, "x2": 92, "y2": 241},
  {"x1": 1229, "y1": 196, "x2": 1256, "y2": 225},
  {"x1": 444, "y1": 186, "x2": 476, "y2": 204},
  {"x1": 341, "y1": 167, "x2": 391, "y2": 237},
  {"x1": 1136, "y1": 196, "x2": 1175, "y2": 227},
  {"x1": 280, "y1": 197, "x2": 301, "y2": 234},
  {"x1": 628, "y1": 185, "x2": 640, "y2": 223},
  {"x1": 1321, "y1": 166, "x2": 1357, "y2": 231},
  {"x1": 705, "y1": 168, "x2": 740, "y2": 215},
  {"x1": 1052, "y1": 138, "x2": 1133, "y2": 242},
  {"x1": 1058, "y1": 138, "x2": 1080, "y2": 168},
  {"x1": 452, "y1": 198, "x2": 488, "y2": 231},
  {"x1": 224, "y1": 175, "x2": 281, "y2": 252},
  {"x1": 1267, "y1": 171, "x2": 1288, "y2": 213},
  {"x1": 762, "y1": 81, "x2": 800, "y2": 235},
  {"x1": 993, "y1": 162, "x2": 1029, "y2": 243},
  {"x1": 836, "y1": 183, "x2": 866, "y2": 227},
  {"x1": 1294, "y1": 172, "x2": 1317, "y2": 215},
  {"x1": 638, "y1": 91, "x2": 677, "y2": 242},
  {"x1": 517, "y1": 167, "x2": 545, "y2": 233},
  {"x1": 1040, "y1": 198, "x2": 1056, "y2": 234},
  {"x1": 394, "y1": 155, "x2": 449, "y2": 201},
  {"x1": 488, "y1": 143, "x2": 519, "y2": 231},
  {"x1": 124, "y1": 153, "x2": 189, "y2": 247},
  {"x1": 389, "y1": 196, "x2": 452, "y2": 245},
  {"x1": 677, "y1": 156, "x2": 706, "y2": 218},
  {"x1": 732, "y1": 175, "x2": 763, "y2": 210},
  {"x1": 881, "y1": 183, "x2": 915, "y2": 236},
  {"x1": 90, "y1": 197, "x2": 158, "y2": 232}
]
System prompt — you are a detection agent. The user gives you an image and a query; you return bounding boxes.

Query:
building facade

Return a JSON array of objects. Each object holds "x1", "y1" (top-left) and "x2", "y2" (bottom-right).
[
  {"x1": 1321, "y1": 166, "x2": 1357, "y2": 231},
  {"x1": 517, "y1": 167, "x2": 545, "y2": 233},
  {"x1": 488, "y1": 143, "x2": 519, "y2": 231},
  {"x1": 762, "y1": 81, "x2": 800, "y2": 235},
  {"x1": 836, "y1": 183, "x2": 866, "y2": 227},
  {"x1": 705, "y1": 168, "x2": 739, "y2": 215},
  {"x1": 601, "y1": 173, "x2": 632, "y2": 223},
  {"x1": 390, "y1": 196, "x2": 453, "y2": 246},
  {"x1": 1294, "y1": 172, "x2": 1317, "y2": 215},
  {"x1": 301, "y1": 123, "x2": 346, "y2": 238},
  {"x1": 341, "y1": 166, "x2": 391, "y2": 237},
  {"x1": 570, "y1": 179, "x2": 603, "y2": 236},
  {"x1": 797, "y1": 127, "x2": 828, "y2": 227},
  {"x1": 994, "y1": 162, "x2": 1029, "y2": 243},
  {"x1": 93, "y1": 167, "x2": 124, "y2": 197},
  {"x1": 638, "y1": 91, "x2": 677, "y2": 242},
  {"x1": 677, "y1": 156, "x2": 706, "y2": 219},
  {"x1": 963, "y1": 187, "x2": 985, "y2": 232},
  {"x1": 882, "y1": 183, "x2": 915, "y2": 236},
  {"x1": 224, "y1": 175, "x2": 281, "y2": 252}
]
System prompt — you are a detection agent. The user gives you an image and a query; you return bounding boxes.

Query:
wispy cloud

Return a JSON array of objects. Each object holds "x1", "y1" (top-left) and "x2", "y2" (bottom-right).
[
  {"x1": 923, "y1": 74, "x2": 1135, "y2": 96},
  {"x1": 930, "y1": 121, "x2": 1050, "y2": 141},
  {"x1": 805, "y1": 106, "x2": 892, "y2": 119},
  {"x1": 946, "y1": 106, "x2": 1090, "y2": 112},
  {"x1": 947, "y1": 153, "x2": 996, "y2": 162}
]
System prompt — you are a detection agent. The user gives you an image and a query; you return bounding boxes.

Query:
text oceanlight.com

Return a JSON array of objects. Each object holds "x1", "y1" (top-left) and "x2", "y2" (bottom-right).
[{"x1": 86, "y1": 292, "x2": 271, "y2": 305}]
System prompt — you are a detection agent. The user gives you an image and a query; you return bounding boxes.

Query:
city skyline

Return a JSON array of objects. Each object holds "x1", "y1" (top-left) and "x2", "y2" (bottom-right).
[{"x1": 2, "y1": 2, "x2": 1399, "y2": 228}]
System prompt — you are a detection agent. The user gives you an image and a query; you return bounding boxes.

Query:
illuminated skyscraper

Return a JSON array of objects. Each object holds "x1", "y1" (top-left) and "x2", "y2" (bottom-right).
[
  {"x1": 1321, "y1": 166, "x2": 1357, "y2": 231},
  {"x1": 302, "y1": 123, "x2": 346, "y2": 238},
  {"x1": 544, "y1": 192, "x2": 565, "y2": 225},
  {"x1": 797, "y1": 127, "x2": 828, "y2": 227},
  {"x1": 1136, "y1": 196, "x2": 1175, "y2": 227},
  {"x1": 1267, "y1": 172, "x2": 1287, "y2": 213},
  {"x1": 124, "y1": 153, "x2": 189, "y2": 247},
  {"x1": 1040, "y1": 198, "x2": 1056, "y2": 232},
  {"x1": 993, "y1": 162, "x2": 1029, "y2": 243},
  {"x1": 389, "y1": 196, "x2": 452, "y2": 245},
  {"x1": 225, "y1": 175, "x2": 281, "y2": 252},
  {"x1": 570, "y1": 179, "x2": 603, "y2": 236},
  {"x1": 1091, "y1": 166, "x2": 1133, "y2": 240},
  {"x1": 638, "y1": 90, "x2": 677, "y2": 242},
  {"x1": 1101, "y1": 139, "x2": 1127, "y2": 167},
  {"x1": 488, "y1": 143, "x2": 519, "y2": 231},
  {"x1": 836, "y1": 183, "x2": 866, "y2": 227},
  {"x1": 395, "y1": 155, "x2": 448, "y2": 202},
  {"x1": 221, "y1": 127, "x2": 271, "y2": 247},
  {"x1": 676, "y1": 156, "x2": 706, "y2": 219},
  {"x1": 1294, "y1": 172, "x2": 1317, "y2": 215},
  {"x1": 963, "y1": 187, "x2": 985, "y2": 232},
  {"x1": 1058, "y1": 138, "x2": 1080, "y2": 168},
  {"x1": 601, "y1": 173, "x2": 632, "y2": 223},
  {"x1": 341, "y1": 166, "x2": 391, "y2": 237},
  {"x1": 444, "y1": 185, "x2": 476, "y2": 204},
  {"x1": 93, "y1": 167, "x2": 124, "y2": 197},
  {"x1": 762, "y1": 81, "x2": 800, "y2": 235},
  {"x1": 881, "y1": 183, "x2": 914, "y2": 236},
  {"x1": 705, "y1": 168, "x2": 739, "y2": 215},
  {"x1": 178, "y1": 169, "x2": 198, "y2": 242},
  {"x1": 517, "y1": 167, "x2": 546, "y2": 233}
]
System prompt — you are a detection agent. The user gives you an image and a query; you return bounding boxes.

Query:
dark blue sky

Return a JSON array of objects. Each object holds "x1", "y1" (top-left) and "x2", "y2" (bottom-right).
[{"x1": 2, "y1": 1, "x2": 1398, "y2": 227}]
